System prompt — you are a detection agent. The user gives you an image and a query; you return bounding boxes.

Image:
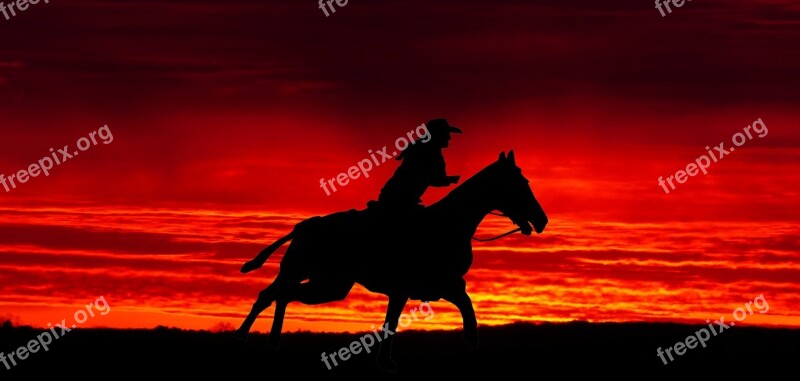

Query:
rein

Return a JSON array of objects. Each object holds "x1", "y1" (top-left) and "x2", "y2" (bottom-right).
[
  {"x1": 471, "y1": 210, "x2": 522, "y2": 242},
  {"x1": 472, "y1": 228, "x2": 522, "y2": 242}
]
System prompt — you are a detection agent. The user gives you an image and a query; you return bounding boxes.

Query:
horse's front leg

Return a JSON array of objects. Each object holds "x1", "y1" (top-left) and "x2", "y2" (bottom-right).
[
  {"x1": 444, "y1": 290, "x2": 479, "y2": 349},
  {"x1": 376, "y1": 294, "x2": 408, "y2": 372}
]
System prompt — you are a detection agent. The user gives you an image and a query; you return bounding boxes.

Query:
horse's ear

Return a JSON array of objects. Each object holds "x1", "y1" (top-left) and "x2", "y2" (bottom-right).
[
  {"x1": 508, "y1": 150, "x2": 516, "y2": 164},
  {"x1": 499, "y1": 152, "x2": 506, "y2": 161}
]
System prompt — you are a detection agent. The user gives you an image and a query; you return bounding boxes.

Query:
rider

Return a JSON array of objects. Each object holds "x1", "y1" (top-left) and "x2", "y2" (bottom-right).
[{"x1": 375, "y1": 118, "x2": 462, "y2": 210}]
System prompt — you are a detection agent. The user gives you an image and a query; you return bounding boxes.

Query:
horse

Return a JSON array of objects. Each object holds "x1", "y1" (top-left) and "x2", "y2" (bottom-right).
[{"x1": 236, "y1": 151, "x2": 548, "y2": 370}]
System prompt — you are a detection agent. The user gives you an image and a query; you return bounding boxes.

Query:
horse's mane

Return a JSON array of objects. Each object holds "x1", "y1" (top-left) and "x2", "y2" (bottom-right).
[{"x1": 430, "y1": 158, "x2": 502, "y2": 209}]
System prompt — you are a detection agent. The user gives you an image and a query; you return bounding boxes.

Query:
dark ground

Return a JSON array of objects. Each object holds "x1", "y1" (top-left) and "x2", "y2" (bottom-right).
[{"x1": 1, "y1": 322, "x2": 797, "y2": 378}]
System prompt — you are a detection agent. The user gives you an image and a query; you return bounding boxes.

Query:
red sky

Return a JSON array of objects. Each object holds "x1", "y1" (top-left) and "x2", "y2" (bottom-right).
[{"x1": 0, "y1": 0, "x2": 799, "y2": 333}]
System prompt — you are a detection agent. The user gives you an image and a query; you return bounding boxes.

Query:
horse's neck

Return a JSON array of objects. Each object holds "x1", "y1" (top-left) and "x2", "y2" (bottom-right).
[{"x1": 429, "y1": 176, "x2": 493, "y2": 238}]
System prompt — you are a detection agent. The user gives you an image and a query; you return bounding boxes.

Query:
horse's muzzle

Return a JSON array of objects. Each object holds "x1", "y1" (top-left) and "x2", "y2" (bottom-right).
[
  {"x1": 533, "y1": 217, "x2": 547, "y2": 234},
  {"x1": 518, "y1": 220, "x2": 533, "y2": 235}
]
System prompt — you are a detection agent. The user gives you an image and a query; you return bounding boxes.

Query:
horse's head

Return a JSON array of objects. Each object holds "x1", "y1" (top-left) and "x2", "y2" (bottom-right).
[{"x1": 491, "y1": 151, "x2": 548, "y2": 235}]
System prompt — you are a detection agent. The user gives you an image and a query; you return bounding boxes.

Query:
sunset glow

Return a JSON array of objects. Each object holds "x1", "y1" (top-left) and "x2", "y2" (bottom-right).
[{"x1": 1, "y1": 0, "x2": 798, "y2": 333}]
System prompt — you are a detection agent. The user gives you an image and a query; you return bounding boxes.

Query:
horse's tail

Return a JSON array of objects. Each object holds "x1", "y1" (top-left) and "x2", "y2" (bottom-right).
[{"x1": 240, "y1": 230, "x2": 295, "y2": 274}]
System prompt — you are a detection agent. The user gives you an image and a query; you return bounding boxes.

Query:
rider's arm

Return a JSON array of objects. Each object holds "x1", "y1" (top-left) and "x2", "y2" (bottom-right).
[{"x1": 429, "y1": 151, "x2": 459, "y2": 187}]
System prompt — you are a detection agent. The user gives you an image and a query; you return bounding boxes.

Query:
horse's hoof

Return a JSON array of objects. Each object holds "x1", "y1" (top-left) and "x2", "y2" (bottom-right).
[
  {"x1": 463, "y1": 331, "x2": 479, "y2": 349},
  {"x1": 233, "y1": 329, "x2": 249, "y2": 342},
  {"x1": 268, "y1": 337, "x2": 281, "y2": 349},
  {"x1": 377, "y1": 357, "x2": 397, "y2": 373}
]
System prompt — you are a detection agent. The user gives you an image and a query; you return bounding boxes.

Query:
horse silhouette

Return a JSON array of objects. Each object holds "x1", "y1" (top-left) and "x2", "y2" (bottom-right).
[{"x1": 236, "y1": 151, "x2": 548, "y2": 371}]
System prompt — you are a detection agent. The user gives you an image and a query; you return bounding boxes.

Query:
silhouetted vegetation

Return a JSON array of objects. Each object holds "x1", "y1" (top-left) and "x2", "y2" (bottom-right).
[{"x1": 0, "y1": 322, "x2": 796, "y2": 377}]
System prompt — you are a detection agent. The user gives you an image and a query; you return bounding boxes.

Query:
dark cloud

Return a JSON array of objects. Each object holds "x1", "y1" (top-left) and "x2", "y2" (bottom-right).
[{"x1": 1, "y1": 0, "x2": 798, "y2": 114}]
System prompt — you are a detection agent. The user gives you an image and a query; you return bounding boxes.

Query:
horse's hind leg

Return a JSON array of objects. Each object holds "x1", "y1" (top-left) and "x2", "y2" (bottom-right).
[
  {"x1": 444, "y1": 289, "x2": 479, "y2": 349},
  {"x1": 268, "y1": 299, "x2": 288, "y2": 347},
  {"x1": 236, "y1": 272, "x2": 292, "y2": 340},
  {"x1": 291, "y1": 278, "x2": 354, "y2": 305},
  {"x1": 269, "y1": 279, "x2": 353, "y2": 347}
]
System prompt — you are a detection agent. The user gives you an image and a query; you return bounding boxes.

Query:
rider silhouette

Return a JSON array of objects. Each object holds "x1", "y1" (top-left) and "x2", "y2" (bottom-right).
[{"x1": 375, "y1": 118, "x2": 462, "y2": 209}]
